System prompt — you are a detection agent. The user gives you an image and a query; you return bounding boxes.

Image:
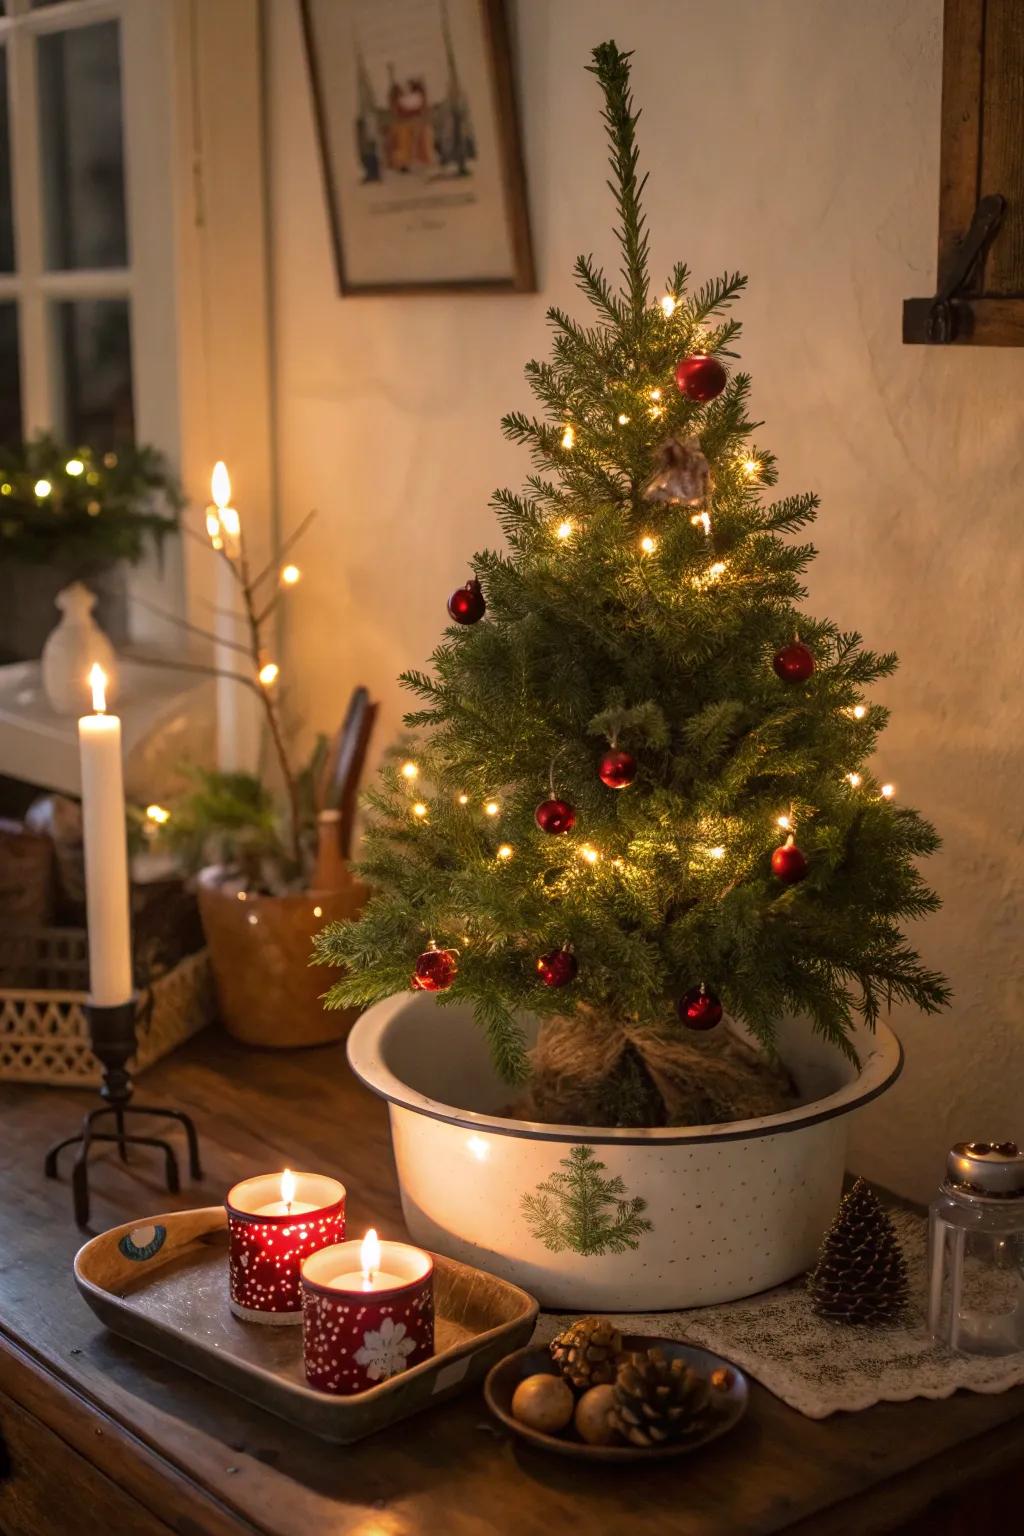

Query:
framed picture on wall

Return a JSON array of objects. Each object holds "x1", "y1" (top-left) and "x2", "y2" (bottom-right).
[{"x1": 299, "y1": 0, "x2": 535, "y2": 295}]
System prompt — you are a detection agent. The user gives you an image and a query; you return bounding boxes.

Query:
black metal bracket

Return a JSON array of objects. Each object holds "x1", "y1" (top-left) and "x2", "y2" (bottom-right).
[
  {"x1": 43, "y1": 998, "x2": 203, "y2": 1228},
  {"x1": 903, "y1": 193, "x2": 1006, "y2": 344}
]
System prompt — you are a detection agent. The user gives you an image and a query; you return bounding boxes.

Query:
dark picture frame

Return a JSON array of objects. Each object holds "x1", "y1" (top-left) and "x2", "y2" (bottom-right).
[{"x1": 299, "y1": 0, "x2": 535, "y2": 296}]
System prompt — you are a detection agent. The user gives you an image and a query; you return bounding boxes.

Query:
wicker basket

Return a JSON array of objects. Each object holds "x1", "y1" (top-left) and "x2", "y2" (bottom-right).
[{"x1": 0, "y1": 928, "x2": 215, "y2": 1087}]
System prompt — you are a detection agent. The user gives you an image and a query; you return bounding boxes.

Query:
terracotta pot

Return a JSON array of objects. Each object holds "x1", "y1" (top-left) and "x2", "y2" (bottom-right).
[{"x1": 198, "y1": 879, "x2": 367, "y2": 1049}]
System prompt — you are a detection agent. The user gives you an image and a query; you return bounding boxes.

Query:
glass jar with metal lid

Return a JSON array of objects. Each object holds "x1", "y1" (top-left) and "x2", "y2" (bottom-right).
[{"x1": 928, "y1": 1141, "x2": 1024, "y2": 1355}]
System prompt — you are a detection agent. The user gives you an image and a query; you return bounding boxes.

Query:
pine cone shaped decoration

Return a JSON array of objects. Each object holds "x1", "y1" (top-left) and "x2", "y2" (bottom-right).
[
  {"x1": 549, "y1": 1316, "x2": 624, "y2": 1390},
  {"x1": 610, "y1": 1347, "x2": 711, "y2": 1447},
  {"x1": 807, "y1": 1178, "x2": 909, "y2": 1325}
]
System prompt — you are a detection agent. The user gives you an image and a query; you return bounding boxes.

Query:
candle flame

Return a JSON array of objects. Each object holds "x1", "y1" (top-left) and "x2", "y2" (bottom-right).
[
  {"x1": 280, "y1": 1168, "x2": 296, "y2": 1209},
  {"x1": 89, "y1": 663, "x2": 107, "y2": 714},
  {"x1": 211, "y1": 461, "x2": 232, "y2": 511},
  {"x1": 361, "y1": 1227, "x2": 381, "y2": 1280}
]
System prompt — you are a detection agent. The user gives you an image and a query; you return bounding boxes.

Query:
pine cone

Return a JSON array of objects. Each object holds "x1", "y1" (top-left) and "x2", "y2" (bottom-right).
[
  {"x1": 609, "y1": 1347, "x2": 711, "y2": 1447},
  {"x1": 549, "y1": 1316, "x2": 624, "y2": 1390},
  {"x1": 807, "y1": 1178, "x2": 909, "y2": 1325}
]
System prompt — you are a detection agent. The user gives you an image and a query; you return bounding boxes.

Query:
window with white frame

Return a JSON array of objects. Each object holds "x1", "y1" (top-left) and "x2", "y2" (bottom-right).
[{"x1": 0, "y1": 0, "x2": 179, "y2": 463}]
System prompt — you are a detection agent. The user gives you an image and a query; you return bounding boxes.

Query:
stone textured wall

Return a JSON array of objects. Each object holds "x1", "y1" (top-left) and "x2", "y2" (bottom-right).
[{"x1": 266, "y1": 0, "x2": 1024, "y2": 1200}]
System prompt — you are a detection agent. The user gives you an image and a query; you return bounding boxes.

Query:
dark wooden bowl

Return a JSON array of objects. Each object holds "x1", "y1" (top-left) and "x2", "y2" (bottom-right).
[{"x1": 484, "y1": 1335, "x2": 747, "y2": 1463}]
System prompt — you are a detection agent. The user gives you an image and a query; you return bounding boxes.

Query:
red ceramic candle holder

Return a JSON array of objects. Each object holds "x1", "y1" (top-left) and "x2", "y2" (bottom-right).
[
  {"x1": 301, "y1": 1239, "x2": 435, "y2": 1394},
  {"x1": 226, "y1": 1172, "x2": 346, "y2": 1325}
]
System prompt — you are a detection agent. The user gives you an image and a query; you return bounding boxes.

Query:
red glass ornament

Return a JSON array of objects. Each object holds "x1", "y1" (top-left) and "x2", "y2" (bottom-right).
[
  {"x1": 534, "y1": 798, "x2": 577, "y2": 835},
  {"x1": 598, "y1": 749, "x2": 637, "y2": 789},
  {"x1": 771, "y1": 836, "x2": 808, "y2": 885},
  {"x1": 674, "y1": 354, "x2": 728, "y2": 403},
  {"x1": 447, "y1": 579, "x2": 485, "y2": 625},
  {"x1": 411, "y1": 944, "x2": 458, "y2": 992},
  {"x1": 772, "y1": 640, "x2": 815, "y2": 683},
  {"x1": 536, "y1": 948, "x2": 578, "y2": 989},
  {"x1": 678, "y1": 984, "x2": 723, "y2": 1031}
]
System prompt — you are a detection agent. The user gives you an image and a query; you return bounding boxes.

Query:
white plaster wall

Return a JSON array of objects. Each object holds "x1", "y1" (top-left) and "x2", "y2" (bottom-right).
[{"x1": 265, "y1": 0, "x2": 1024, "y2": 1201}]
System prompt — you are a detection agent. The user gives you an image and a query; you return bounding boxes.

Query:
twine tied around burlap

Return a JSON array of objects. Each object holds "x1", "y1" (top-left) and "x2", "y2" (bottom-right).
[{"x1": 520, "y1": 1004, "x2": 798, "y2": 1128}]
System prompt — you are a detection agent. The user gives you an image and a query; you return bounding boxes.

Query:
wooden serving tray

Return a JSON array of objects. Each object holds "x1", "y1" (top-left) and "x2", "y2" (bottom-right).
[{"x1": 74, "y1": 1207, "x2": 538, "y2": 1444}]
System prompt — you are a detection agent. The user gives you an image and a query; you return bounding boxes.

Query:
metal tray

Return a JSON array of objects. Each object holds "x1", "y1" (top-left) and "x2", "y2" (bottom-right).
[{"x1": 74, "y1": 1206, "x2": 538, "y2": 1444}]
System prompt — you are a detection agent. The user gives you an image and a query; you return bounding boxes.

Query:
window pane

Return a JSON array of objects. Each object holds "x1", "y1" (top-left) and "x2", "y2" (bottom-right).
[
  {"x1": 38, "y1": 22, "x2": 127, "y2": 270},
  {"x1": 0, "y1": 303, "x2": 21, "y2": 444},
  {"x1": 53, "y1": 299, "x2": 133, "y2": 448},
  {"x1": 0, "y1": 48, "x2": 14, "y2": 271}
]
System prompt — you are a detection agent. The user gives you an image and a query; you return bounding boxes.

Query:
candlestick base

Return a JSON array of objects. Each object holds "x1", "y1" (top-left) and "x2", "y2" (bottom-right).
[{"x1": 43, "y1": 999, "x2": 204, "y2": 1228}]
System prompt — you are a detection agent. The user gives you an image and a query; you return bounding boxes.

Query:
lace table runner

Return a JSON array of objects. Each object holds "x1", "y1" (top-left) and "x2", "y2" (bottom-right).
[{"x1": 536, "y1": 1210, "x2": 1024, "y2": 1418}]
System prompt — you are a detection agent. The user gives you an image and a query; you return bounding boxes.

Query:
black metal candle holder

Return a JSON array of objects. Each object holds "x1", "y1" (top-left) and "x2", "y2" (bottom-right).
[{"x1": 44, "y1": 998, "x2": 203, "y2": 1228}]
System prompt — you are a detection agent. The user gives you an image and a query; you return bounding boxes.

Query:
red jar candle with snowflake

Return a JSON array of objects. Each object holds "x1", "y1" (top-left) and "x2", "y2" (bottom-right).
[
  {"x1": 301, "y1": 1229, "x2": 434, "y2": 1394},
  {"x1": 226, "y1": 1170, "x2": 346, "y2": 1325}
]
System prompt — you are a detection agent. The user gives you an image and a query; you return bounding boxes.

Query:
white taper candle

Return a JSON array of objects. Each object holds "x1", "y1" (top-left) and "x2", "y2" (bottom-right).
[{"x1": 78, "y1": 664, "x2": 133, "y2": 1006}]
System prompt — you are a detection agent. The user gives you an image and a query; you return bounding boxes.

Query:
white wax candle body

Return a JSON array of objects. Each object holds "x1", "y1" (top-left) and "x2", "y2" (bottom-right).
[
  {"x1": 214, "y1": 553, "x2": 261, "y2": 774},
  {"x1": 78, "y1": 710, "x2": 133, "y2": 1006},
  {"x1": 328, "y1": 1270, "x2": 407, "y2": 1293},
  {"x1": 252, "y1": 1200, "x2": 319, "y2": 1218}
]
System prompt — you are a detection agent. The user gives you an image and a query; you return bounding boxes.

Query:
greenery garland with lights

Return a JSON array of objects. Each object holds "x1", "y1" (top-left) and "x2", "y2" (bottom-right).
[
  {"x1": 314, "y1": 41, "x2": 949, "y2": 1115},
  {"x1": 0, "y1": 433, "x2": 181, "y2": 569}
]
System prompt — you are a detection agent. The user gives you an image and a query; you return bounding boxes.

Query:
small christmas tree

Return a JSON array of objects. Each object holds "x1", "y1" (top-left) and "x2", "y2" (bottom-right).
[
  {"x1": 315, "y1": 41, "x2": 949, "y2": 1124},
  {"x1": 807, "y1": 1178, "x2": 909, "y2": 1324}
]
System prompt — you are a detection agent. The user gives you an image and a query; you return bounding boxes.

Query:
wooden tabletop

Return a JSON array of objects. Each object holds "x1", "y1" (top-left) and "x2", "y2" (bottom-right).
[{"x1": 1, "y1": 1029, "x2": 1022, "y2": 1536}]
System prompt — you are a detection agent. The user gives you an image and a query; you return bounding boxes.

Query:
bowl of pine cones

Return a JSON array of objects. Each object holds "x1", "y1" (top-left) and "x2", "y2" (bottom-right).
[{"x1": 483, "y1": 1317, "x2": 747, "y2": 1462}]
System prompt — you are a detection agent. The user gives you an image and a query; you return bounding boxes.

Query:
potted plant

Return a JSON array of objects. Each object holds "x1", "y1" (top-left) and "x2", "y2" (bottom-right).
[
  {"x1": 318, "y1": 43, "x2": 949, "y2": 1309},
  {"x1": 0, "y1": 433, "x2": 181, "y2": 660}
]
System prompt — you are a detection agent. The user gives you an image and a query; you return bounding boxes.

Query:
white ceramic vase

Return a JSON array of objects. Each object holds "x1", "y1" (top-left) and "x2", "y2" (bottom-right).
[
  {"x1": 347, "y1": 995, "x2": 902, "y2": 1310},
  {"x1": 40, "y1": 581, "x2": 116, "y2": 715}
]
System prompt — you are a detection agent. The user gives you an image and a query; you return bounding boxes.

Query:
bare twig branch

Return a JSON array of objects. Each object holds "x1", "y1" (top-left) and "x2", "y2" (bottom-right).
[
  {"x1": 120, "y1": 650, "x2": 261, "y2": 695},
  {"x1": 126, "y1": 593, "x2": 252, "y2": 656},
  {"x1": 250, "y1": 508, "x2": 317, "y2": 592}
]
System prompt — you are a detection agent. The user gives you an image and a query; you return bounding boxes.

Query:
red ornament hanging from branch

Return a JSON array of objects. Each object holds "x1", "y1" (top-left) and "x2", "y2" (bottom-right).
[
  {"x1": 447, "y1": 579, "x2": 486, "y2": 625},
  {"x1": 411, "y1": 942, "x2": 458, "y2": 992},
  {"x1": 772, "y1": 639, "x2": 815, "y2": 683},
  {"x1": 536, "y1": 946, "x2": 578, "y2": 989},
  {"x1": 677, "y1": 983, "x2": 723, "y2": 1031},
  {"x1": 771, "y1": 835, "x2": 808, "y2": 885},
  {"x1": 598, "y1": 749, "x2": 637, "y2": 790},
  {"x1": 674, "y1": 355, "x2": 728, "y2": 403},
  {"x1": 535, "y1": 798, "x2": 577, "y2": 835}
]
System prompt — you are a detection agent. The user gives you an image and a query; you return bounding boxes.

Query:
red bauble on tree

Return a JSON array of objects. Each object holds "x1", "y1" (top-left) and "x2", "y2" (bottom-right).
[
  {"x1": 771, "y1": 835, "x2": 808, "y2": 885},
  {"x1": 598, "y1": 749, "x2": 637, "y2": 790},
  {"x1": 678, "y1": 983, "x2": 723, "y2": 1031},
  {"x1": 772, "y1": 639, "x2": 815, "y2": 683},
  {"x1": 447, "y1": 579, "x2": 486, "y2": 625},
  {"x1": 535, "y1": 798, "x2": 577, "y2": 835},
  {"x1": 674, "y1": 354, "x2": 728, "y2": 403},
  {"x1": 411, "y1": 943, "x2": 458, "y2": 992},
  {"x1": 536, "y1": 947, "x2": 578, "y2": 989}
]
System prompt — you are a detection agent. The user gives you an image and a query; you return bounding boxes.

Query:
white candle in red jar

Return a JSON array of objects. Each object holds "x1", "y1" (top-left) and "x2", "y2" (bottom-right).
[
  {"x1": 226, "y1": 1170, "x2": 345, "y2": 1325},
  {"x1": 302, "y1": 1230, "x2": 434, "y2": 1394}
]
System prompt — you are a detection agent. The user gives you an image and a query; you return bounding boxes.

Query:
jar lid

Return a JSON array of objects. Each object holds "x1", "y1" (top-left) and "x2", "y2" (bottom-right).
[{"x1": 946, "y1": 1141, "x2": 1024, "y2": 1198}]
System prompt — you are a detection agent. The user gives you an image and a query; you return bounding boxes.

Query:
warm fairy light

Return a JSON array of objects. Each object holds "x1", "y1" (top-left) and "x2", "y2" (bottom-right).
[
  {"x1": 708, "y1": 561, "x2": 726, "y2": 580},
  {"x1": 1, "y1": 483, "x2": 11, "y2": 495},
  {"x1": 708, "y1": 845, "x2": 726, "y2": 860},
  {"x1": 561, "y1": 425, "x2": 575, "y2": 450},
  {"x1": 580, "y1": 844, "x2": 600, "y2": 864},
  {"x1": 555, "y1": 520, "x2": 573, "y2": 540},
  {"x1": 617, "y1": 413, "x2": 630, "y2": 426},
  {"x1": 258, "y1": 662, "x2": 279, "y2": 687},
  {"x1": 361, "y1": 1228, "x2": 381, "y2": 1282},
  {"x1": 776, "y1": 814, "x2": 791, "y2": 830},
  {"x1": 237, "y1": 890, "x2": 247, "y2": 901},
  {"x1": 89, "y1": 663, "x2": 107, "y2": 713},
  {"x1": 456, "y1": 792, "x2": 469, "y2": 805},
  {"x1": 146, "y1": 803, "x2": 171, "y2": 825},
  {"x1": 880, "y1": 783, "x2": 895, "y2": 799},
  {"x1": 691, "y1": 511, "x2": 712, "y2": 536},
  {"x1": 640, "y1": 534, "x2": 657, "y2": 554},
  {"x1": 611, "y1": 857, "x2": 626, "y2": 871},
  {"x1": 649, "y1": 387, "x2": 662, "y2": 402},
  {"x1": 211, "y1": 461, "x2": 232, "y2": 509},
  {"x1": 852, "y1": 704, "x2": 867, "y2": 720},
  {"x1": 65, "y1": 458, "x2": 85, "y2": 476},
  {"x1": 280, "y1": 563, "x2": 301, "y2": 585},
  {"x1": 412, "y1": 802, "x2": 428, "y2": 818},
  {"x1": 34, "y1": 478, "x2": 51, "y2": 497},
  {"x1": 400, "y1": 761, "x2": 419, "y2": 780},
  {"x1": 660, "y1": 294, "x2": 677, "y2": 317},
  {"x1": 496, "y1": 843, "x2": 513, "y2": 860},
  {"x1": 484, "y1": 800, "x2": 500, "y2": 817},
  {"x1": 312, "y1": 904, "x2": 323, "y2": 918},
  {"x1": 847, "y1": 772, "x2": 863, "y2": 788},
  {"x1": 742, "y1": 458, "x2": 761, "y2": 478}
]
